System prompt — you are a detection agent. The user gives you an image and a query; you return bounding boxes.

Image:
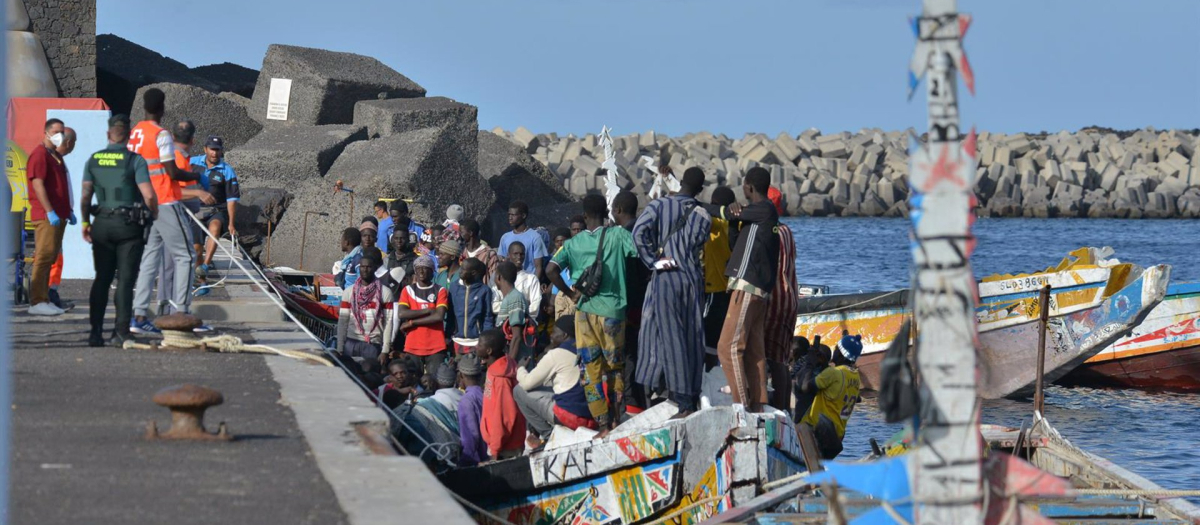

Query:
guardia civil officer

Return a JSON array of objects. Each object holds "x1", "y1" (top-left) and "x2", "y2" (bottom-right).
[{"x1": 79, "y1": 114, "x2": 158, "y2": 347}]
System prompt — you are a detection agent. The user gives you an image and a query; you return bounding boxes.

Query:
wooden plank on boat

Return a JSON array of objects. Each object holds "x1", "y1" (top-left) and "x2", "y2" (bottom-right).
[
  {"x1": 697, "y1": 476, "x2": 813, "y2": 524},
  {"x1": 795, "y1": 424, "x2": 823, "y2": 473}
]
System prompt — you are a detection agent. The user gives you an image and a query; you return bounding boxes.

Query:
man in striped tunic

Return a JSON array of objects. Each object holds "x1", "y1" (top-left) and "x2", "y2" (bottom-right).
[
  {"x1": 632, "y1": 168, "x2": 712, "y2": 418},
  {"x1": 764, "y1": 222, "x2": 799, "y2": 412}
]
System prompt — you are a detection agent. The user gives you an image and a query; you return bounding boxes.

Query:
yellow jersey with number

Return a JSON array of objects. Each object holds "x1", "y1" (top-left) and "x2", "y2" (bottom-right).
[{"x1": 802, "y1": 365, "x2": 861, "y2": 438}]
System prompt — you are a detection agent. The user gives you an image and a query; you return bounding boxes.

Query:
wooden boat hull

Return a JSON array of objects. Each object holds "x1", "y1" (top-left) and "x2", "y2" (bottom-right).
[
  {"x1": 795, "y1": 264, "x2": 1170, "y2": 398},
  {"x1": 1060, "y1": 282, "x2": 1200, "y2": 390},
  {"x1": 440, "y1": 404, "x2": 808, "y2": 525}
]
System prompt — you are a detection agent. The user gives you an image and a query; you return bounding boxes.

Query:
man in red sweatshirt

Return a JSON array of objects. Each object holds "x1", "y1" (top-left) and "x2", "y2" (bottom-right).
[{"x1": 476, "y1": 328, "x2": 526, "y2": 461}]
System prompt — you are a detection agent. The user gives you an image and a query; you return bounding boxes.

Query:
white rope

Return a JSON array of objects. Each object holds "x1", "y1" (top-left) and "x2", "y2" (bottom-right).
[
  {"x1": 180, "y1": 207, "x2": 324, "y2": 345},
  {"x1": 123, "y1": 328, "x2": 332, "y2": 366}
]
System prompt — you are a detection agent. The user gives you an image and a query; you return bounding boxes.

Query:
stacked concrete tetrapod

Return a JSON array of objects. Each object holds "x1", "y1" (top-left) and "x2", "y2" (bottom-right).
[{"x1": 495, "y1": 127, "x2": 1200, "y2": 220}]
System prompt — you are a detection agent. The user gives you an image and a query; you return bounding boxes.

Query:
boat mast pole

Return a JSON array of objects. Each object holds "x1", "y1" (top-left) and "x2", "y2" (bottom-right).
[{"x1": 907, "y1": 1, "x2": 983, "y2": 523}]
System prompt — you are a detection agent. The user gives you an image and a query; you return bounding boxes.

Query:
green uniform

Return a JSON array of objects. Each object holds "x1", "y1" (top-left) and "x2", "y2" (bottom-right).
[{"x1": 84, "y1": 143, "x2": 150, "y2": 339}]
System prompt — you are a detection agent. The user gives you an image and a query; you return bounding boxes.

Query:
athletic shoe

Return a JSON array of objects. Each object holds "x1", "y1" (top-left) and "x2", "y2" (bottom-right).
[
  {"x1": 28, "y1": 302, "x2": 65, "y2": 316},
  {"x1": 194, "y1": 287, "x2": 211, "y2": 297},
  {"x1": 193, "y1": 324, "x2": 214, "y2": 334},
  {"x1": 196, "y1": 264, "x2": 210, "y2": 278},
  {"x1": 130, "y1": 318, "x2": 161, "y2": 335},
  {"x1": 88, "y1": 331, "x2": 105, "y2": 347}
]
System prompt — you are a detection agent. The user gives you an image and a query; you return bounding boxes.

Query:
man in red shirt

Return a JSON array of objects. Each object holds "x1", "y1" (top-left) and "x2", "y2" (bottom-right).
[
  {"x1": 26, "y1": 118, "x2": 76, "y2": 316},
  {"x1": 394, "y1": 255, "x2": 450, "y2": 376}
]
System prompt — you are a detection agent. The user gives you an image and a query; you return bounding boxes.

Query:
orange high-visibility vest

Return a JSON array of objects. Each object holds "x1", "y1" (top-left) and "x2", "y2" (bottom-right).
[{"x1": 128, "y1": 120, "x2": 181, "y2": 205}]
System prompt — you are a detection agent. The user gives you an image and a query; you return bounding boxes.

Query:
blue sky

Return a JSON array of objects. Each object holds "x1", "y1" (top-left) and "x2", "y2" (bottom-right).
[{"x1": 98, "y1": 0, "x2": 1199, "y2": 137}]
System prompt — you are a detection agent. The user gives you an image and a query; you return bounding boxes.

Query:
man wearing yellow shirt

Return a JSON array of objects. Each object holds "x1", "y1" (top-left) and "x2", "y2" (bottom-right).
[
  {"x1": 702, "y1": 186, "x2": 736, "y2": 369},
  {"x1": 801, "y1": 334, "x2": 863, "y2": 459}
]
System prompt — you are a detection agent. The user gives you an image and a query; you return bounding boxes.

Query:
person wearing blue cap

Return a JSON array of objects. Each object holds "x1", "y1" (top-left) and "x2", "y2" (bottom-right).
[
  {"x1": 799, "y1": 334, "x2": 863, "y2": 459},
  {"x1": 190, "y1": 135, "x2": 239, "y2": 274}
]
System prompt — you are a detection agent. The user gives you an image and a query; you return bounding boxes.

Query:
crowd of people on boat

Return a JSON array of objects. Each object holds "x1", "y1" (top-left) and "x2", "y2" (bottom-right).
[
  {"x1": 31, "y1": 88, "x2": 867, "y2": 467},
  {"x1": 331, "y1": 167, "x2": 867, "y2": 467}
]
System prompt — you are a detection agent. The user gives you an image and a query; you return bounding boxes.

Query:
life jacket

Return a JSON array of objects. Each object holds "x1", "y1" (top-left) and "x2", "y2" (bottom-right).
[{"x1": 128, "y1": 121, "x2": 180, "y2": 205}]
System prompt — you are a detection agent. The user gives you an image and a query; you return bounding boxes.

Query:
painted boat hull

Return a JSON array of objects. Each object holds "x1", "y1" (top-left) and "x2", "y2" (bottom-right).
[
  {"x1": 1060, "y1": 282, "x2": 1200, "y2": 390},
  {"x1": 795, "y1": 265, "x2": 1170, "y2": 399},
  {"x1": 441, "y1": 404, "x2": 808, "y2": 525}
]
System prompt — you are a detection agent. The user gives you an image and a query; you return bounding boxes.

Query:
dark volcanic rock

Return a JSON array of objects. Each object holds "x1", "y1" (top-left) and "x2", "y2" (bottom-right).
[
  {"x1": 223, "y1": 125, "x2": 366, "y2": 185},
  {"x1": 353, "y1": 96, "x2": 475, "y2": 139},
  {"x1": 250, "y1": 44, "x2": 426, "y2": 127},
  {"x1": 267, "y1": 122, "x2": 483, "y2": 270},
  {"x1": 190, "y1": 62, "x2": 259, "y2": 98},
  {"x1": 476, "y1": 130, "x2": 574, "y2": 213},
  {"x1": 96, "y1": 34, "x2": 217, "y2": 115},
  {"x1": 130, "y1": 82, "x2": 263, "y2": 155},
  {"x1": 332, "y1": 125, "x2": 488, "y2": 223},
  {"x1": 234, "y1": 187, "x2": 292, "y2": 263}
]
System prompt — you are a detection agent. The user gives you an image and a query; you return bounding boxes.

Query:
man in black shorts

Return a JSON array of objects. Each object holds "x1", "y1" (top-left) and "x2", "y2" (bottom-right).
[{"x1": 191, "y1": 135, "x2": 239, "y2": 275}]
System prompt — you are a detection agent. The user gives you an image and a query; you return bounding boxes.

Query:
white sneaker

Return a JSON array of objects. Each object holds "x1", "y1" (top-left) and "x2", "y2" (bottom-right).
[{"x1": 29, "y1": 302, "x2": 65, "y2": 316}]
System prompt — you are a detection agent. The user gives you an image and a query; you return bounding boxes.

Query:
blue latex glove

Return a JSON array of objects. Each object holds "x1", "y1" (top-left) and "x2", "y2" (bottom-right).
[
  {"x1": 68, "y1": 212, "x2": 77, "y2": 225},
  {"x1": 47, "y1": 210, "x2": 62, "y2": 226}
]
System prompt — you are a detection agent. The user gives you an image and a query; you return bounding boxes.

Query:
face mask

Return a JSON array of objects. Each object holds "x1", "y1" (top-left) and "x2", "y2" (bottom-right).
[{"x1": 48, "y1": 133, "x2": 64, "y2": 148}]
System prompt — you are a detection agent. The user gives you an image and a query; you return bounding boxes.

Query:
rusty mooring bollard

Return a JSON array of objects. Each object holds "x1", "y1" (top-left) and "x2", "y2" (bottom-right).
[
  {"x1": 145, "y1": 384, "x2": 232, "y2": 441},
  {"x1": 154, "y1": 313, "x2": 203, "y2": 332}
]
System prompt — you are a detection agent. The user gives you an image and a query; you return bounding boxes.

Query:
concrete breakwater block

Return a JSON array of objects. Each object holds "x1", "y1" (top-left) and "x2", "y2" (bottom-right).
[
  {"x1": 97, "y1": 34, "x2": 219, "y2": 115},
  {"x1": 224, "y1": 124, "x2": 366, "y2": 185},
  {"x1": 354, "y1": 96, "x2": 476, "y2": 140},
  {"x1": 330, "y1": 125, "x2": 488, "y2": 229},
  {"x1": 477, "y1": 130, "x2": 574, "y2": 213},
  {"x1": 131, "y1": 82, "x2": 263, "y2": 154},
  {"x1": 250, "y1": 44, "x2": 426, "y2": 127},
  {"x1": 189, "y1": 62, "x2": 259, "y2": 99}
]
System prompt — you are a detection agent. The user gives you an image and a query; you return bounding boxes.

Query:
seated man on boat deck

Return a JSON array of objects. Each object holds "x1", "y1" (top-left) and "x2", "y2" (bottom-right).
[
  {"x1": 336, "y1": 248, "x2": 395, "y2": 361},
  {"x1": 514, "y1": 315, "x2": 596, "y2": 450},
  {"x1": 393, "y1": 362, "x2": 464, "y2": 467},
  {"x1": 800, "y1": 334, "x2": 862, "y2": 459},
  {"x1": 456, "y1": 354, "x2": 488, "y2": 467}
]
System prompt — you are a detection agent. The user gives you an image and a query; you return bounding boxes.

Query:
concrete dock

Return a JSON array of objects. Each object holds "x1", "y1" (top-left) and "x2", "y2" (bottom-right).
[{"x1": 10, "y1": 264, "x2": 474, "y2": 524}]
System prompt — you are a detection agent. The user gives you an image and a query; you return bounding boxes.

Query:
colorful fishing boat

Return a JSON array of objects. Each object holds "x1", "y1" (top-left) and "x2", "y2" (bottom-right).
[
  {"x1": 793, "y1": 248, "x2": 1171, "y2": 398},
  {"x1": 1060, "y1": 282, "x2": 1200, "y2": 391},
  {"x1": 439, "y1": 403, "x2": 809, "y2": 525}
]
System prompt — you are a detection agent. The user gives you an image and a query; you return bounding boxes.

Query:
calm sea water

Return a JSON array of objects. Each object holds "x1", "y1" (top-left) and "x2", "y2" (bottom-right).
[{"x1": 782, "y1": 217, "x2": 1200, "y2": 492}]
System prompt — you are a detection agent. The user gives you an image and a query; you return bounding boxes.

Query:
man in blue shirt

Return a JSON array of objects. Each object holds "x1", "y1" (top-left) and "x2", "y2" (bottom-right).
[
  {"x1": 190, "y1": 136, "x2": 239, "y2": 272},
  {"x1": 373, "y1": 200, "x2": 391, "y2": 252},
  {"x1": 498, "y1": 200, "x2": 548, "y2": 280},
  {"x1": 380, "y1": 199, "x2": 425, "y2": 253}
]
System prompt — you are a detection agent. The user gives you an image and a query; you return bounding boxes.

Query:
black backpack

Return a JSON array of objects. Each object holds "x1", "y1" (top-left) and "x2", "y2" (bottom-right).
[{"x1": 574, "y1": 227, "x2": 608, "y2": 299}]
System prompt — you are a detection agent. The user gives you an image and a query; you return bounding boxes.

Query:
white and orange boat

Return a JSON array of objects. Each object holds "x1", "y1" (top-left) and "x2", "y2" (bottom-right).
[
  {"x1": 793, "y1": 248, "x2": 1171, "y2": 399},
  {"x1": 1059, "y1": 281, "x2": 1200, "y2": 391}
]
